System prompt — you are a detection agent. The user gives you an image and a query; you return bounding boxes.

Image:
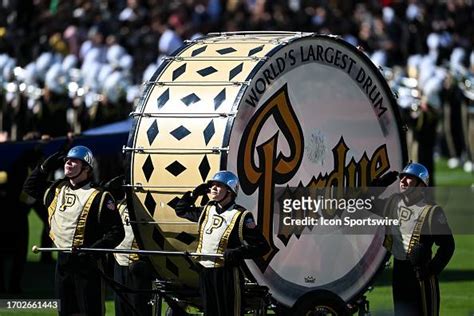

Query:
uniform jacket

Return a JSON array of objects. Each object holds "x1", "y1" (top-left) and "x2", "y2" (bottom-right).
[{"x1": 23, "y1": 166, "x2": 124, "y2": 249}]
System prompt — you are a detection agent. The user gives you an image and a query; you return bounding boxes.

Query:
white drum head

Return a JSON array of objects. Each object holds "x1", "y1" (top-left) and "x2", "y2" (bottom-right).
[{"x1": 227, "y1": 35, "x2": 406, "y2": 306}]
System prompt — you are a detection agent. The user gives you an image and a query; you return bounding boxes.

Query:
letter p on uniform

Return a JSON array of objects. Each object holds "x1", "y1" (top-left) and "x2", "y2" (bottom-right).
[
  {"x1": 206, "y1": 215, "x2": 224, "y2": 234},
  {"x1": 60, "y1": 193, "x2": 76, "y2": 212}
]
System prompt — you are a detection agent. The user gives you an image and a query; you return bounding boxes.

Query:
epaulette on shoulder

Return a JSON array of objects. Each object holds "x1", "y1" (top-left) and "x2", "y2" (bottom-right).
[
  {"x1": 90, "y1": 182, "x2": 102, "y2": 189},
  {"x1": 234, "y1": 204, "x2": 246, "y2": 212}
]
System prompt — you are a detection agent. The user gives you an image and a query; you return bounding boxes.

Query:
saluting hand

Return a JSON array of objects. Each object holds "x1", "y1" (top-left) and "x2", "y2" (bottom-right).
[
  {"x1": 192, "y1": 183, "x2": 210, "y2": 197},
  {"x1": 41, "y1": 151, "x2": 65, "y2": 172},
  {"x1": 370, "y1": 171, "x2": 399, "y2": 187}
]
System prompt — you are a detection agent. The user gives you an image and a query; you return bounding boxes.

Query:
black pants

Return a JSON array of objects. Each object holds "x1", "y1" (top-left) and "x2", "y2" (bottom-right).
[
  {"x1": 415, "y1": 107, "x2": 439, "y2": 186},
  {"x1": 199, "y1": 266, "x2": 243, "y2": 316},
  {"x1": 0, "y1": 200, "x2": 29, "y2": 293},
  {"x1": 393, "y1": 259, "x2": 440, "y2": 316},
  {"x1": 114, "y1": 260, "x2": 152, "y2": 316},
  {"x1": 56, "y1": 252, "x2": 105, "y2": 316}
]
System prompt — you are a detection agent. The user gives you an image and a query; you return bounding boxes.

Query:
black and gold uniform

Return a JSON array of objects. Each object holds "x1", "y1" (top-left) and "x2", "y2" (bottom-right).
[
  {"x1": 23, "y1": 149, "x2": 124, "y2": 316},
  {"x1": 383, "y1": 193, "x2": 455, "y2": 316},
  {"x1": 175, "y1": 190, "x2": 269, "y2": 316}
]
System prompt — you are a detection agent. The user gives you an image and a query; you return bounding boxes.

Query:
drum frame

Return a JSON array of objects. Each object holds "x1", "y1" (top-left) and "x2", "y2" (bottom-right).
[{"x1": 124, "y1": 31, "x2": 408, "y2": 313}]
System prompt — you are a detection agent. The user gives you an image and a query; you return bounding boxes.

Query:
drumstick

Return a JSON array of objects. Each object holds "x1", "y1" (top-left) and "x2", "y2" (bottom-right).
[{"x1": 31, "y1": 245, "x2": 223, "y2": 258}]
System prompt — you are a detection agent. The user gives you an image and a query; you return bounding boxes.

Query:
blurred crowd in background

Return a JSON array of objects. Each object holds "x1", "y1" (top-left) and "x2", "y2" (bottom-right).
[
  {"x1": 1, "y1": 0, "x2": 472, "y2": 178},
  {"x1": 0, "y1": 0, "x2": 473, "y2": 166}
]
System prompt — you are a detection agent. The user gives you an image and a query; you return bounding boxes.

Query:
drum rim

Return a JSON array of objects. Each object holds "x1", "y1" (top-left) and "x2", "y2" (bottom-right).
[{"x1": 224, "y1": 33, "x2": 408, "y2": 304}]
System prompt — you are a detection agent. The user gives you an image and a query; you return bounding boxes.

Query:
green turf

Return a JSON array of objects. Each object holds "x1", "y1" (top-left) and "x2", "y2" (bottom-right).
[
  {"x1": 2, "y1": 158, "x2": 473, "y2": 315},
  {"x1": 435, "y1": 157, "x2": 474, "y2": 187}
]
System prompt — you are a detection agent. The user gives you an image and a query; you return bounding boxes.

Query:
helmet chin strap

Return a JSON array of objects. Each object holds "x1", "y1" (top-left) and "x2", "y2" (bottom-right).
[
  {"x1": 402, "y1": 179, "x2": 424, "y2": 204},
  {"x1": 67, "y1": 165, "x2": 87, "y2": 181},
  {"x1": 216, "y1": 190, "x2": 232, "y2": 204}
]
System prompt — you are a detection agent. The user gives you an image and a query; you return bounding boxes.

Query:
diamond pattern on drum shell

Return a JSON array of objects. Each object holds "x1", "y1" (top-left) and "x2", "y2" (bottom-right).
[
  {"x1": 172, "y1": 64, "x2": 186, "y2": 80},
  {"x1": 170, "y1": 125, "x2": 191, "y2": 141},
  {"x1": 229, "y1": 63, "x2": 243, "y2": 80},
  {"x1": 146, "y1": 120, "x2": 159, "y2": 145},
  {"x1": 197, "y1": 66, "x2": 217, "y2": 77},
  {"x1": 216, "y1": 47, "x2": 237, "y2": 55},
  {"x1": 198, "y1": 155, "x2": 211, "y2": 182},
  {"x1": 144, "y1": 191, "x2": 156, "y2": 216},
  {"x1": 181, "y1": 93, "x2": 201, "y2": 106},
  {"x1": 175, "y1": 232, "x2": 196, "y2": 245},
  {"x1": 152, "y1": 227, "x2": 165, "y2": 249},
  {"x1": 166, "y1": 257, "x2": 179, "y2": 277},
  {"x1": 248, "y1": 45, "x2": 264, "y2": 56},
  {"x1": 213, "y1": 88, "x2": 225, "y2": 110},
  {"x1": 203, "y1": 120, "x2": 215, "y2": 145},
  {"x1": 142, "y1": 155, "x2": 154, "y2": 182},
  {"x1": 166, "y1": 161, "x2": 186, "y2": 177},
  {"x1": 156, "y1": 88, "x2": 169, "y2": 109},
  {"x1": 191, "y1": 45, "x2": 207, "y2": 57},
  {"x1": 167, "y1": 196, "x2": 180, "y2": 210}
]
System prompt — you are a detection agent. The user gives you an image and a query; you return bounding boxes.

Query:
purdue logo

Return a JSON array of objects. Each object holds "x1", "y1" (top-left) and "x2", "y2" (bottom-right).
[
  {"x1": 238, "y1": 85, "x2": 391, "y2": 272},
  {"x1": 238, "y1": 84, "x2": 304, "y2": 270},
  {"x1": 206, "y1": 215, "x2": 224, "y2": 234},
  {"x1": 60, "y1": 193, "x2": 76, "y2": 211},
  {"x1": 399, "y1": 206, "x2": 413, "y2": 222}
]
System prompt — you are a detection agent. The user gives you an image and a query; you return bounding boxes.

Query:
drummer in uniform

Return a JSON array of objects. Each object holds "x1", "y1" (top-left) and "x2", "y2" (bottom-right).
[
  {"x1": 373, "y1": 162, "x2": 455, "y2": 316},
  {"x1": 23, "y1": 146, "x2": 124, "y2": 315},
  {"x1": 103, "y1": 175, "x2": 153, "y2": 316},
  {"x1": 175, "y1": 171, "x2": 269, "y2": 316}
]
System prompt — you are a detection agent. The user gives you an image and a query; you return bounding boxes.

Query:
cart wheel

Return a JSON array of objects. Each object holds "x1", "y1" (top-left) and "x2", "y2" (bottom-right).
[{"x1": 290, "y1": 290, "x2": 350, "y2": 316}]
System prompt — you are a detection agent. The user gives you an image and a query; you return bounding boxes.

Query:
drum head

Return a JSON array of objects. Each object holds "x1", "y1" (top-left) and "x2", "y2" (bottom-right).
[
  {"x1": 126, "y1": 32, "x2": 407, "y2": 308},
  {"x1": 227, "y1": 35, "x2": 406, "y2": 306}
]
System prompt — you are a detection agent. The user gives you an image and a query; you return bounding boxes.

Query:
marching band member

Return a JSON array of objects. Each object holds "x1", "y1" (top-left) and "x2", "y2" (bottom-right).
[
  {"x1": 103, "y1": 175, "x2": 153, "y2": 316},
  {"x1": 373, "y1": 163, "x2": 455, "y2": 316},
  {"x1": 113, "y1": 200, "x2": 152, "y2": 316},
  {"x1": 175, "y1": 171, "x2": 269, "y2": 316},
  {"x1": 23, "y1": 145, "x2": 124, "y2": 316}
]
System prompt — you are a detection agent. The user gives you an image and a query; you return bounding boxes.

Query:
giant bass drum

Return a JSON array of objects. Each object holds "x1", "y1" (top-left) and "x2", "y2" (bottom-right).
[{"x1": 124, "y1": 32, "x2": 407, "y2": 311}]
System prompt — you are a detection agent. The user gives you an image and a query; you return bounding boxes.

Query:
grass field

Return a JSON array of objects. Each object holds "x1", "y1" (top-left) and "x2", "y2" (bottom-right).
[{"x1": 1, "y1": 159, "x2": 473, "y2": 315}]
